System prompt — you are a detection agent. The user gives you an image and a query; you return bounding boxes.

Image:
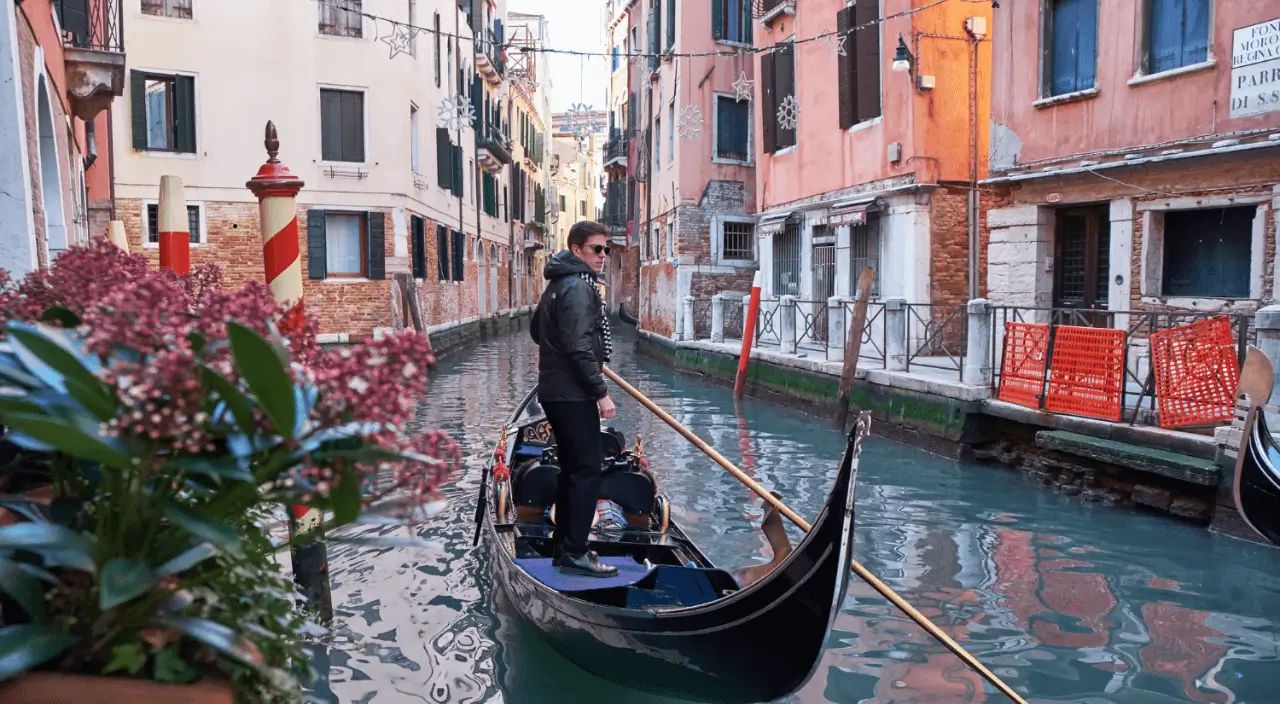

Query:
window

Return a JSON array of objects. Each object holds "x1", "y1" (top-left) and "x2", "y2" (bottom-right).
[
  {"x1": 712, "y1": 0, "x2": 751, "y2": 45},
  {"x1": 411, "y1": 215, "x2": 426, "y2": 279},
  {"x1": 665, "y1": 0, "x2": 675, "y2": 50},
  {"x1": 631, "y1": 27, "x2": 639, "y2": 58},
  {"x1": 451, "y1": 230, "x2": 466, "y2": 282},
  {"x1": 141, "y1": 0, "x2": 192, "y2": 19},
  {"x1": 612, "y1": 46, "x2": 620, "y2": 72},
  {"x1": 773, "y1": 223, "x2": 801, "y2": 296},
  {"x1": 837, "y1": 2, "x2": 882, "y2": 128},
  {"x1": 1162, "y1": 207, "x2": 1253, "y2": 298},
  {"x1": 849, "y1": 216, "x2": 881, "y2": 297},
  {"x1": 320, "y1": 89, "x2": 365, "y2": 162},
  {"x1": 580, "y1": 199, "x2": 587, "y2": 216},
  {"x1": 433, "y1": 13, "x2": 442, "y2": 86},
  {"x1": 483, "y1": 173, "x2": 499, "y2": 217},
  {"x1": 145, "y1": 203, "x2": 201, "y2": 244},
  {"x1": 667, "y1": 102, "x2": 675, "y2": 166},
  {"x1": 715, "y1": 95, "x2": 750, "y2": 162},
  {"x1": 722, "y1": 221, "x2": 754, "y2": 261},
  {"x1": 129, "y1": 71, "x2": 195, "y2": 153},
  {"x1": 407, "y1": 0, "x2": 417, "y2": 57},
  {"x1": 305, "y1": 210, "x2": 386, "y2": 280},
  {"x1": 1145, "y1": 0, "x2": 1210, "y2": 74},
  {"x1": 761, "y1": 41, "x2": 796, "y2": 152},
  {"x1": 559, "y1": 194, "x2": 567, "y2": 213},
  {"x1": 410, "y1": 105, "x2": 421, "y2": 173},
  {"x1": 436, "y1": 224, "x2": 450, "y2": 280},
  {"x1": 654, "y1": 119, "x2": 661, "y2": 169},
  {"x1": 1053, "y1": 206, "x2": 1109, "y2": 308},
  {"x1": 320, "y1": 0, "x2": 362, "y2": 38},
  {"x1": 1045, "y1": 0, "x2": 1098, "y2": 96}
]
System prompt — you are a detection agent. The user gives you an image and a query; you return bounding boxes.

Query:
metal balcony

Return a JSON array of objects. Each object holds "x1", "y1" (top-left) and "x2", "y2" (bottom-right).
[
  {"x1": 758, "y1": 0, "x2": 795, "y2": 26},
  {"x1": 475, "y1": 26, "x2": 505, "y2": 87},
  {"x1": 477, "y1": 121, "x2": 513, "y2": 173},
  {"x1": 57, "y1": 0, "x2": 127, "y2": 120},
  {"x1": 603, "y1": 135, "x2": 629, "y2": 170}
]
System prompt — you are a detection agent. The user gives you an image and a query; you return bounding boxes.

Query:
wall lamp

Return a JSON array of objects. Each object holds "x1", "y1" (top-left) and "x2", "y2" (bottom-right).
[{"x1": 891, "y1": 35, "x2": 914, "y2": 74}]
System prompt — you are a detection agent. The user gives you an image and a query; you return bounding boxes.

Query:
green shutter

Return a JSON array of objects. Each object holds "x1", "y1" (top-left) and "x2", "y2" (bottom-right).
[
  {"x1": 452, "y1": 230, "x2": 465, "y2": 282},
  {"x1": 760, "y1": 51, "x2": 776, "y2": 153},
  {"x1": 666, "y1": 0, "x2": 675, "y2": 49},
  {"x1": 452, "y1": 144, "x2": 464, "y2": 196},
  {"x1": 366, "y1": 212, "x2": 386, "y2": 279},
  {"x1": 437, "y1": 128, "x2": 452, "y2": 188},
  {"x1": 130, "y1": 70, "x2": 147, "y2": 150},
  {"x1": 837, "y1": 7, "x2": 856, "y2": 129},
  {"x1": 437, "y1": 224, "x2": 450, "y2": 280},
  {"x1": 854, "y1": 0, "x2": 882, "y2": 122},
  {"x1": 411, "y1": 216, "x2": 426, "y2": 279},
  {"x1": 174, "y1": 75, "x2": 196, "y2": 153},
  {"x1": 712, "y1": 0, "x2": 723, "y2": 40},
  {"x1": 306, "y1": 210, "x2": 327, "y2": 280}
]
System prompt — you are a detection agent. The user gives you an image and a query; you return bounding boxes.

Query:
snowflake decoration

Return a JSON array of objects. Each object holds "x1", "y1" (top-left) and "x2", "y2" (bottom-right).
[
  {"x1": 777, "y1": 94, "x2": 800, "y2": 131},
  {"x1": 676, "y1": 105, "x2": 703, "y2": 141},
  {"x1": 732, "y1": 71, "x2": 754, "y2": 103},
  {"x1": 381, "y1": 22, "x2": 418, "y2": 60},
  {"x1": 824, "y1": 32, "x2": 848, "y2": 59},
  {"x1": 437, "y1": 95, "x2": 474, "y2": 132},
  {"x1": 566, "y1": 102, "x2": 602, "y2": 139}
]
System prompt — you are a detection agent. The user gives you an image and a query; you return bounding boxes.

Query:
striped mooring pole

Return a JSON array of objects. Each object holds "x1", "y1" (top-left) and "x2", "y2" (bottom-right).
[
  {"x1": 246, "y1": 121, "x2": 333, "y2": 623},
  {"x1": 156, "y1": 175, "x2": 191, "y2": 274}
]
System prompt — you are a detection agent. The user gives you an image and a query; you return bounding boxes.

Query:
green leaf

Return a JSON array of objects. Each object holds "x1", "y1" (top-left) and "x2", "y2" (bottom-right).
[
  {"x1": 160, "y1": 616, "x2": 264, "y2": 669},
  {"x1": 201, "y1": 366, "x2": 256, "y2": 438},
  {"x1": 101, "y1": 643, "x2": 147, "y2": 676},
  {"x1": 0, "y1": 557, "x2": 48, "y2": 622},
  {"x1": 99, "y1": 558, "x2": 156, "y2": 611},
  {"x1": 155, "y1": 543, "x2": 218, "y2": 577},
  {"x1": 0, "y1": 521, "x2": 94, "y2": 554},
  {"x1": 152, "y1": 644, "x2": 199, "y2": 683},
  {"x1": 0, "y1": 413, "x2": 132, "y2": 469},
  {"x1": 331, "y1": 464, "x2": 362, "y2": 527},
  {"x1": 0, "y1": 624, "x2": 78, "y2": 680},
  {"x1": 227, "y1": 322, "x2": 296, "y2": 438},
  {"x1": 8, "y1": 325, "x2": 114, "y2": 418},
  {"x1": 38, "y1": 307, "x2": 82, "y2": 329},
  {"x1": 162, "y1": 502, "x2": 242, "y2": 555},
  {"x1": 0, "y1": 396, "x2": 49, "y2": 418},
  {"x1": 166, "y1": 456, "x2": 253, "y2": 482},
  {"x1": 186, "y1": 331, "x2": 207, "y2": 355}
]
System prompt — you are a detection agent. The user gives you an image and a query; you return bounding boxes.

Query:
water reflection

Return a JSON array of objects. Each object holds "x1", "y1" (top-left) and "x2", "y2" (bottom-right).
[{"x1": 311, "y1": 325, "x2": 1280, "y2": 703}]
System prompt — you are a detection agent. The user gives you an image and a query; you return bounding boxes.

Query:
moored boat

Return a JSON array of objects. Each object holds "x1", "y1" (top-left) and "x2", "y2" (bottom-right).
[
  {"x1": 475, "y1": 388, "x2": 866, "y2": 703},
  {"x1": 1233, "y1": 347, "x2": 1280, "y2": 546}
]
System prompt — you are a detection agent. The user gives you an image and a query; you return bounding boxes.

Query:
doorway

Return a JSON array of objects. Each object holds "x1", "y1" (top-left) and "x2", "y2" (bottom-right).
[
  {"x1": 1053, "y1": 206, "x2": 1110, "y2": 322},
  {"x1": 811, "y1": 230, "x2": 836, "y2": 343}
]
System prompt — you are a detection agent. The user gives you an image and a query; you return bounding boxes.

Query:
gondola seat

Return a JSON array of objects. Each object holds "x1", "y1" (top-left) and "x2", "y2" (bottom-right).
[{"x1": 511, "y1": 451, "x2": 659, "y2": 518}]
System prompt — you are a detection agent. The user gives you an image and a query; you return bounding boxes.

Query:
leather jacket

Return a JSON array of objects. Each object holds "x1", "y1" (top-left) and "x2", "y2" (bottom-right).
[{"x1": 529, "y1": 250, "x2": 607, "y2": 402}]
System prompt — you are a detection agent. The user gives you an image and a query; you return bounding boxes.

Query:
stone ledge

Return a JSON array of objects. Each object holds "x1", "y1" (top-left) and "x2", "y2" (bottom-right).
[
  {"x1": 984, "y1": 399, "x2": 1219, "y2": 460},
  {"x1": 1035, "y1": 430, "x2": 1220, "y2": 486}
]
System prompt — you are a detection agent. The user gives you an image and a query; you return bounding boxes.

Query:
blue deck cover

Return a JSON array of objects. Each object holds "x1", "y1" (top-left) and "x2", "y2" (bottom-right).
[{"x1": 513, "y1": 556, "x2": 654, "y2": 592}]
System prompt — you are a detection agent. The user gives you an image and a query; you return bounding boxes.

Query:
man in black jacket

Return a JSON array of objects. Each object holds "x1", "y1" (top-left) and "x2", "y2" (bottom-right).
[{"x1": 529, "y1": 221, "x2": 619, "y2": 577}]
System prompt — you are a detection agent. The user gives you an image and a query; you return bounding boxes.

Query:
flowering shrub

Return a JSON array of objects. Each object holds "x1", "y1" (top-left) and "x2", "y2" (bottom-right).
[{"x1": 0, "y1": 240, "x2": 459, "y2": 699}]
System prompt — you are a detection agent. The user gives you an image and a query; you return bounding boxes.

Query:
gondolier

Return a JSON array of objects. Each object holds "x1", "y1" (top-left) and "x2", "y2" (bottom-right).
[{"x1": 530, "y1": 220, "x2": 619, "y2": 577}]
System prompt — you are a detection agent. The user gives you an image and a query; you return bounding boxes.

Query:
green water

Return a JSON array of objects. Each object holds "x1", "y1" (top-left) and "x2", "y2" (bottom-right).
[{"x1": 306, "y1": 327, "x2": 1280, "y2": 703}]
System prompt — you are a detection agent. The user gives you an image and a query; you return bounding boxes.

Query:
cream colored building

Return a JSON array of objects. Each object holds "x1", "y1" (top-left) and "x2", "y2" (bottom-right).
[
  {"x1": 549, "y1": 132, "x2": 603, "y2": 253},
  {"x1": 506, "y1": 10, "x2": 553, "y2": 306},
  {"x1": 109, "y1": 0, "x2": 532, "y2": 336}
]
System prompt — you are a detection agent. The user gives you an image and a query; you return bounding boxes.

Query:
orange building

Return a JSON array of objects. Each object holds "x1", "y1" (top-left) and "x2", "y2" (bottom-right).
[{"x1": 752, "y1": 0, "x2": 994, "y2": 311}]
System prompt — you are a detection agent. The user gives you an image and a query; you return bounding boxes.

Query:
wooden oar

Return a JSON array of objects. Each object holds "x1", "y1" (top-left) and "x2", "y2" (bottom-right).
[{"x1": 602, "y1": 366, "x2": 1030, "y2": 704}]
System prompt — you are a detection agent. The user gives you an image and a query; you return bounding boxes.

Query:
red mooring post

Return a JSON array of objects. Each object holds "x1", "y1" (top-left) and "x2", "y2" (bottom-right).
[
  {"x1": 734, "y1": 271, "x2": 763, "y2": 399},
  {"x1": 246, "y1": 121, "x2": 332, "y2": 623},
  {"x1": 157, "y1": 175, "x2": 191, "y2": 274}
]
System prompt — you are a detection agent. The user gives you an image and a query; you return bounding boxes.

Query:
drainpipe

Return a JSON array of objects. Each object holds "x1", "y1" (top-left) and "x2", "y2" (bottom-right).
[
  {"x1": 967, "y1": 32, "x2": 981, "y2": 301},
  {"x1": 107, "y1": 109, "x2": 117, "y2": 220},
  {"x1": 640, "y1": 83, "x2": 653, "y2": 324}
]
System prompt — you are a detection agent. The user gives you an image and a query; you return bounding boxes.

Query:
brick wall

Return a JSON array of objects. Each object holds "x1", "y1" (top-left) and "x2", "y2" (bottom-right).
[{"x1": 929, "y1": 186, "x2": 970, "y2": 308}]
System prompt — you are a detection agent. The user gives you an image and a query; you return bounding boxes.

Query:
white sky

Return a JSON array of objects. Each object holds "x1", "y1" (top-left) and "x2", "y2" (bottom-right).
[{"x1": 508, "y1": 0, "x2": 610, "y2": 114}]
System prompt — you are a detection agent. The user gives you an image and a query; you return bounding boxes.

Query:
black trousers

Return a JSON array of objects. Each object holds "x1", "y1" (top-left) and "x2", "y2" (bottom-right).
[{"x1": 542, "y1": 400, "x2": 602, "y2": 557}]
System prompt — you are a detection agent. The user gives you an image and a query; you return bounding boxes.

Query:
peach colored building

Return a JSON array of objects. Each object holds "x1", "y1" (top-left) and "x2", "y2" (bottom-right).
[
  {"x1": 0, "y1": 0, "x2": 123, "y2": 275},
  {"x1": 752, "y1": 0, "x2": 994, "y2": 318},
  {"x1": 607, "y1": 0, "x2": 759, "y2": 339},
  {"x1": 983, "y1": 1, "x2": 1280, "y2": 324}
]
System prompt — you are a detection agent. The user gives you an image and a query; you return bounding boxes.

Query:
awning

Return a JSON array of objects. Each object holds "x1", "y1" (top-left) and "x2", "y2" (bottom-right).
[{"x1": 757, "y1": 210, "x2": 795, "y2": 236}]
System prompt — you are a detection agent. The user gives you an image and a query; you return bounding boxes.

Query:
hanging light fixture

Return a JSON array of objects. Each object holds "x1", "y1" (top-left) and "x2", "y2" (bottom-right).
[{"x1": 891, "y1": 35, "x2": 914, "y2": 74}]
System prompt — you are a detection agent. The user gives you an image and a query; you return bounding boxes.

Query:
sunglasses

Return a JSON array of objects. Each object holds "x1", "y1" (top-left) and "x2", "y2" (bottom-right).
[{"x1": 587, "y1": 245, "x2": 611, "y2": 255}]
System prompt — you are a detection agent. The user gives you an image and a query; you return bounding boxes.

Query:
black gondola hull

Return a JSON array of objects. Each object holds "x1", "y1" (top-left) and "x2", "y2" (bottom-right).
[
  {"x1": 482, "y1": 405, "x2": 861, "y2": 703},
  {"x1": 1236, "y1": 410, "x2": 1280, "y2": 546}
]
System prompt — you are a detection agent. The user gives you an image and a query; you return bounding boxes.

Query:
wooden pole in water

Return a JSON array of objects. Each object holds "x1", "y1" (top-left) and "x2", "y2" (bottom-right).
[
  {"x1": 602, "y1": 366, "x2": 1030, "y2": 704},
  {"x1": 734, "y1": 271, "x2": 763, "y2": 399},
  {"x1": 836, "y1": 267, "x2": 876, "y2": 430}
]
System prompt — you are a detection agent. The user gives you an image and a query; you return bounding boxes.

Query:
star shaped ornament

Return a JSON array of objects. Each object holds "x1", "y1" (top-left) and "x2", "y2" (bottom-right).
[
  {"x1": 732, "y1": 71, "x2": 754, "y2": 103},
  {"x1": 825, "y1": 32, "x2": 848, "y2": 59},
  {"x1": 437, "y1": 95, "x2": 474, "y2": 132},
  {"x1": 382, "y1": 23, "x2": 417, "y2": 60}
]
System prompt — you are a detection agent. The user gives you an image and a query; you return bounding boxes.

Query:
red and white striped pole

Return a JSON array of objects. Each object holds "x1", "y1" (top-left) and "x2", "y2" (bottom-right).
[
  {"x1": 157, "y1": 175, "x2": 191, "y2": 274},
  {"x1": 246, "y1": 122, "x2": 332, "y2": 623}
]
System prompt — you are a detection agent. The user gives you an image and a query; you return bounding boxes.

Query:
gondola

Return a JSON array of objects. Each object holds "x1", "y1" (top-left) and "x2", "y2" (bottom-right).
[
  {"x1": 475, "y1": 388, "x2": 866, "y2": 704},
  {"x1": 617, "y1": 303, "x2": 639, "y2": 326},
  {"x1": 1233, "y1": 347, "x2": 1280, "y2": 546}
]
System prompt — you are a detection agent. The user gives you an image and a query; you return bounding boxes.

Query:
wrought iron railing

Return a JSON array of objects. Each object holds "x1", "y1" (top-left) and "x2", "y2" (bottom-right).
[
  {"x1": 845, "y1": 300, "x2": 887, "y2": 368},
  {"x1": 988, "y1": 306, "x2": 1255, "y2": 423},
  {"x1": 477, "y1": 26, "x2": 505, "y2": 77},
  {"x1": 724, "y1": 296, "x2": 745, "y2": 340},
  {"x1": 752, "y1": 298, "x2": 783, "y2": 348},
  {"x1": 794, "y1": 300, "x2": 829, "y2": 349},
  {"x1": 904, "y1": 303, "x2": 967, "y2": 381},
  {"x1": 691, "y1": 298, "x2": 713, "y2": 340},
  {"x1": 605, "y1": 136, "x2": 629, "y2": 163},
  {"x1": 59, "y1": 0, "x2": 125, "y2": 53}
]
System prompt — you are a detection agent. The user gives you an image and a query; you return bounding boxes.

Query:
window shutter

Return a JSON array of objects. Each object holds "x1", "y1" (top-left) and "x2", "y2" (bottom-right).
[
  {"x1": 321, "y1": 91, "x2": 341, "y2": 161},
  {"x1": 853, "y1": 1, "x2": 881, "y2": 122},
  {"x1": 342, "y1": 91, "x2": 365, "y2": 162},
  {"x1": 837, "y1": 7, "x2": 855, "y2": 129},
  {"x1": 411, "y1": 216, "x2": 426, "y2": 278},
  {"x1": 366, "y1": 212, "x2": 386, "y2": 279},
  {"x1": 666, "y1": 0, "x2": 675, "y2": 49},
  {"x1": 712, "y1": 0, "x2": 723, "y2": 40},
  {"x1": 437, "y1": 224, "x2": 450, "y2": 280},
  {"x1": 306, "y1": 210, "x2": 327, "y2": 280},
  {"x1": 776, "y1": 43, "x2": 796, "y2": 148},
  {"x1": 503, "y1": 185, "x2": 509, "y2": 222},
  {"x1": 1051, "y1": 0, "x2": 1092, "y2": 95},
  {"x1": 741, "y1": 0, "x2": 752, "y2": 45},
  {"x1": 130, "y1": 70, "x2": 147, "y2": 150},
  {"x1": 452, "y1": 144, "x2": 464, "y2": 196},
  {"x1": 173, "y1": 75, "x2": 196, "y2": 153},
  {"x1": 760, "y1": 51, "x2": 776, "y2": 153},
  {"x1": 1181, "y1": 0, "x2": 1209, "y2": 68},
  {"x1": 648, "y1": 2, "x2": 659, "y2": 57},
  {"x1": 1075, "y1": 0, "x2": 1097, "y2": 90},
  {"x1": 452, "y1": 230, "x2": 466, "y2": 282},
  {"x1": 437, "y1": 128, "x2": 452, "y2": 187}
]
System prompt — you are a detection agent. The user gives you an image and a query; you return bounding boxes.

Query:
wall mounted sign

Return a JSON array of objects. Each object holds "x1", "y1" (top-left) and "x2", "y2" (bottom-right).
[{"x1": 1231, "y1": 18, "x2": 1280, "y2": 118}]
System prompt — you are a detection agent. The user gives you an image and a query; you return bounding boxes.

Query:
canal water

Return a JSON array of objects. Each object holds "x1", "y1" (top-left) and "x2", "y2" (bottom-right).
[{"x1": 309, "y1": 326, "x2": 1280, "y2": 703}]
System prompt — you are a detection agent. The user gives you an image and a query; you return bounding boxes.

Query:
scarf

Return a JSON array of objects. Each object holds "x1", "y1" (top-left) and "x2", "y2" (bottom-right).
[{"x1": 579, "y1": 272, "x2": 613, "y2": 363}]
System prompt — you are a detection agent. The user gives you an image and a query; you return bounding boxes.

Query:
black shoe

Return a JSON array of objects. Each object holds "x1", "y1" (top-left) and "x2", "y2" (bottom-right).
[{"x1": 553, "y1": 551, "x2": 619, "y2": 578}]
